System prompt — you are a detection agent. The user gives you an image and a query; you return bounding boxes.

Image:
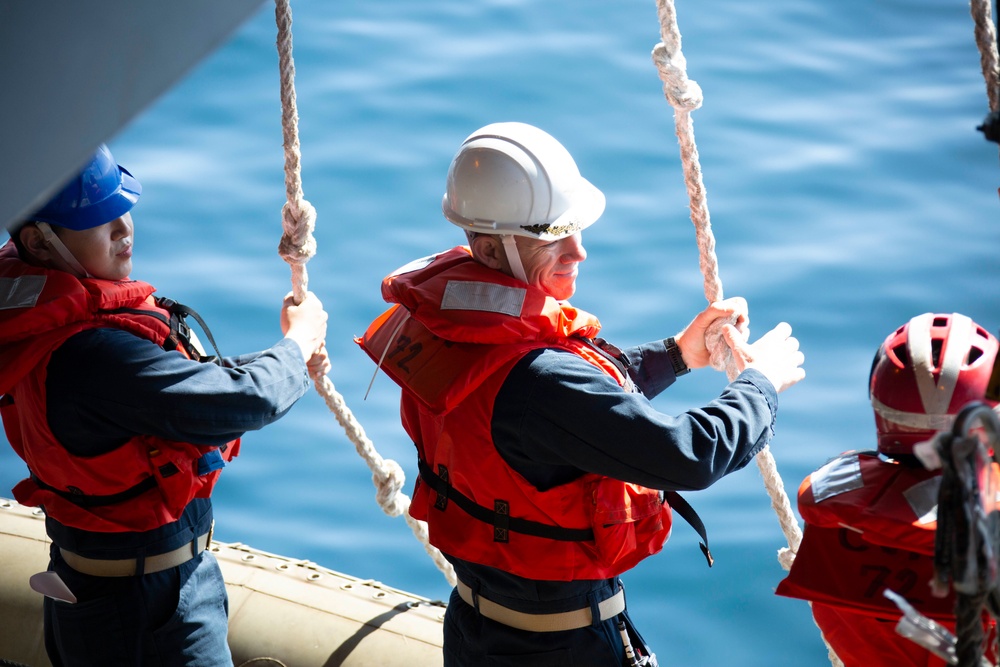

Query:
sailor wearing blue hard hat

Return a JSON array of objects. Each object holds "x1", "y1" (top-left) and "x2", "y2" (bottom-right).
[
  {"x1": 0, "y1": 142, "x2": 332, "y2": 667},
  {"x1": 9, "y1": 143, "x2": 141, "y2": 280}
]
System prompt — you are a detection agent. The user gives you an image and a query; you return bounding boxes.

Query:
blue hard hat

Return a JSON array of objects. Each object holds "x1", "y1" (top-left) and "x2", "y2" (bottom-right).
[{"x1": 28, "y1": 144, "x2": 141, "y2": 231}]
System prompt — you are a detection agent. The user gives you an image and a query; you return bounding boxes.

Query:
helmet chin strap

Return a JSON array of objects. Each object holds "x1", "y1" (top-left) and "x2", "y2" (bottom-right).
[
  {"x1": 500, "y1": 234, "x2": 528, "y2": 284},
  {"x1": 35, "y1": 222, "x2": 91, "y2": 278}
]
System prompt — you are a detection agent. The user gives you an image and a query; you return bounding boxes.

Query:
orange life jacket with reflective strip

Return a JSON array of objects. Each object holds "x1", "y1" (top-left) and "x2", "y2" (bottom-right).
[
  {"x1": 358, "y1": 247, "x2": 673, "y2": 581},
  {"x1": 776, "y1": 450, "x2": 1000, "y2": 665},
  {"x1": 777, "y1": 451, "x2": 1000, "y2": 619},
  {"x1": 0, "y1": 241, "x2": 240, "y2": 533}
]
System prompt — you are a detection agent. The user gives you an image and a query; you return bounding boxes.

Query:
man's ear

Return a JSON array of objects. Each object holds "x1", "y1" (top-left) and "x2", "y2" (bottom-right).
[
  {"x1": 469, "y1": 234, "x2": 505, "y2": 270},
  {"x1": 18, "y1": 225, "x2": 54, "y2": 262}
]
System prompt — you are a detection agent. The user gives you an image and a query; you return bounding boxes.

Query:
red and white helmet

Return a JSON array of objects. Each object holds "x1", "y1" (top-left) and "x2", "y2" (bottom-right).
[{"x1": 870, "y1": 313, "x2": 999, "y2": 456}]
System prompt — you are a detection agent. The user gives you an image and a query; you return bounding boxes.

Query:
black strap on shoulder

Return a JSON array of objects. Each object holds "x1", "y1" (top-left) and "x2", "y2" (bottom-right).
[
  {"x1": 583, "y1": 337, "x2": 639, "y2": 394},
  {"x1": 665, "y1": 490, "x2": 713, "y2": 567},
  {"x1": 417, "y1": 459, "x2": 594, "y2": 542},
  {"x1": 155, "y1": 297, "x2": 224, "y2": 364},
  {"x1": 31, "y1": 474, "x2": 157, "y2": 508},
  {"x1": 102, "y1": 297, "x2": 223, "y2": 365}
]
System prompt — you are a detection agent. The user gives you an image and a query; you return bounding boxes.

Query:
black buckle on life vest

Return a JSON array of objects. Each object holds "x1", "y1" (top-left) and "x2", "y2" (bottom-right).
[
  {"x1": 493, "y1": 500, "x2": 510, "y2": 543},
  {"x1": 158, "y1": 462, "x2": 180, "y2": 479},
  {"x1": 416, "y1": 459, "x2": 594, "y2": 543},
  {"x1": 433, "y1": 465, "x2": 450, "y2": 511},
  {"x1": 586, "y1": 337, "x2": 639, "y2": 394},
  {"x1": 592, "y1": 338, "x2": 631, "y2": 370},
  {"x1": 155, "y1": 297, "x2": 224, "y2": 366}
]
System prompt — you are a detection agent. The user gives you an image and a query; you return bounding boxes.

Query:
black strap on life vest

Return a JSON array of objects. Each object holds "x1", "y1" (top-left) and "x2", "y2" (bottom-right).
[
  {"x1": 31, "y1": 473, "x2": 157, "y2": 508},
  {"x1": 418, "y1": 459, "x2": 594, "y2": 543},
  {"x1": 584, "y1": 337, "x2": 638, "y2": 395},
  {"x1": 582, "y1": 337, "x2": 714, "y2": 566},
  {"x1": 664, "y1": 489, "x2": 714, "y2": 567},
  {"x1": 101, "y1": 297, "x2": 223, "y2": 365},
  {"x1": 418, "y1": 459, "x2": 714, "y2": 566},
  {"x1": 155, "y1": 297, "x2": 223, "y2": 364}
]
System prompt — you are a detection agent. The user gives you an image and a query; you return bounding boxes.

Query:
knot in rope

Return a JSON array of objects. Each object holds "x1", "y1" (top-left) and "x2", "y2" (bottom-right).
[
  {"x1": 278, "y1": 199, "x2": 317, "y2": 266},
  {"x1": 651, "y1": 42, "x2": 703, "y2": 112},
  {"x1": 705, "y1": 318, "x2": 740, "y2": 377},
  {"x1": 373, "y1": 458, "x2": 408, "y2": 518},
  {"x1": 777, "y1": 546, "x2": 797, "y2": 572}
]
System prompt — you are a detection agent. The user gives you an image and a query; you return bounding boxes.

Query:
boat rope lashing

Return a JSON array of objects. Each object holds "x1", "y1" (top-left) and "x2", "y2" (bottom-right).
[
  {"x1": 650, "y1": 2, "x2": 844, "y2": 665},
  {"x1": 272, "y1": 0, "x2": 457, "y2": 588}
]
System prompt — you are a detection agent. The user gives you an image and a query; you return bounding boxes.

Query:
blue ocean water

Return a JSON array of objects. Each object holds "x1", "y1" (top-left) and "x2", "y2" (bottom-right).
[{"x1": 2, "y1": 0, "x2": 998, "y2": 664}]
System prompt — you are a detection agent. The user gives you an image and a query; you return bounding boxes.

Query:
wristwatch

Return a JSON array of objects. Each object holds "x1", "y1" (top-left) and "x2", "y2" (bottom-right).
[{"x1": 665, "y1": 337, "x2": 690, "y2": 376}]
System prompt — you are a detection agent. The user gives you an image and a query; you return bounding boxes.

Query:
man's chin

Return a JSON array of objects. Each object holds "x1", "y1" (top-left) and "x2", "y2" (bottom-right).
[{"x1": 547, "y1": 284, "x2": 576, "y2": 301}]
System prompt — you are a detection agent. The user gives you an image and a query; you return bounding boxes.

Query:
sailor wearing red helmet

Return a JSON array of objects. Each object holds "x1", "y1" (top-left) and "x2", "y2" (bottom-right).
[{"x1": 776, "y1": 313, "x2": 1000, "y2": 666}]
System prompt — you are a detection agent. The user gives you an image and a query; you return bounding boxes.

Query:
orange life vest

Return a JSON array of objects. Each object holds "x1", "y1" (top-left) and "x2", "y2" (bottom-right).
[
  {"x1": 358, "y1": 247, "x2": 673, "y2": 581},
  {"x1": 776, "y1": 450, "x2": 1000, "y2": 665},
  {"x1": 777, "y1": 452, "x2": 956, "y2": 617},
  {"x1": 0, "y1": 241, "x2": 240, "y2": 533}
]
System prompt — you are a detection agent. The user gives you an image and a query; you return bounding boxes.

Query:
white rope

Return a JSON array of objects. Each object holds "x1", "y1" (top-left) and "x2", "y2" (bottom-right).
[
  {"x1": 651, "y1": 2, "x2": 842, "y2": 664},
  {"x1": 970, "y1": 0, "x2": 999, "y2": 115},
  {"x1": 651, "y1": 0, "x2": 802, "y2": 567},
  {"x1": 969, "y1": 0, "x2": 999, "y2": 168},
  {"x1": 272, "y1": 0, "x2": 456, "y2": 588}
]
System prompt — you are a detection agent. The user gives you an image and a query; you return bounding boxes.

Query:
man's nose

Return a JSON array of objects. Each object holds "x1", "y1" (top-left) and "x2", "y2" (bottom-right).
[{"x1": 563, "y1": 233, "x2": 586, "y2": 261}]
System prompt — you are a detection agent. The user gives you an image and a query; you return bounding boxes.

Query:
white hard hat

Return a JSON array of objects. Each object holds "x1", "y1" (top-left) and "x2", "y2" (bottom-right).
[{"x1": 441, "y1": 122, "x2": 606, "y2": 240}]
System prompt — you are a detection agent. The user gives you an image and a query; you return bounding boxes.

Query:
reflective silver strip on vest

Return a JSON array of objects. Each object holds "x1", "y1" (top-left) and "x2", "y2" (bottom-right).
[
  {"x1": 903, "y1": 476, "x2": 940, "y2": 525},
  {"x1": 810, "y1": 453, "x2": 864, "y2": 503},
  {"x1": 441, "y1": 280, "x2": 525, "y2": 317},
  {"x1": 0, "y1": 275, "x2": 46, "y2": 310}
]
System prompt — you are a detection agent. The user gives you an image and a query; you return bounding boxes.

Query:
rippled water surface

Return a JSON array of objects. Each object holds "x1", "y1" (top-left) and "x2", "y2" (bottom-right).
[{"x1": 2, "y1": 1, "x2": 998, "y2": 664}]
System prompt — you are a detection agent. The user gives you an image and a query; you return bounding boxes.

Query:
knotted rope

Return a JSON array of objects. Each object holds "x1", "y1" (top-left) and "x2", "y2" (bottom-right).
[
  {"x1": 273, "y1": 0, "x2": 456, "y2": 587},
  {"x1": 651, "y1": 0, "x2": 802, "y2": 569},
  {"x1": 651, "y1": 2, "x2": 843, "y2": 664}
]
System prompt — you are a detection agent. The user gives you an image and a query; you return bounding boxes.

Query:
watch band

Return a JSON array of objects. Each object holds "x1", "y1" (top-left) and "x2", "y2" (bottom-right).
[{"x1": 665, "y1": 337, "x2": 690, "y2": 376}]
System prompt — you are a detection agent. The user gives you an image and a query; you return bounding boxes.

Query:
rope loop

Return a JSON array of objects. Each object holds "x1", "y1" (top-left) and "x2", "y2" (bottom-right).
[{"x1": 278, "y1": 199, "x2": 317, "y2": 266}]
